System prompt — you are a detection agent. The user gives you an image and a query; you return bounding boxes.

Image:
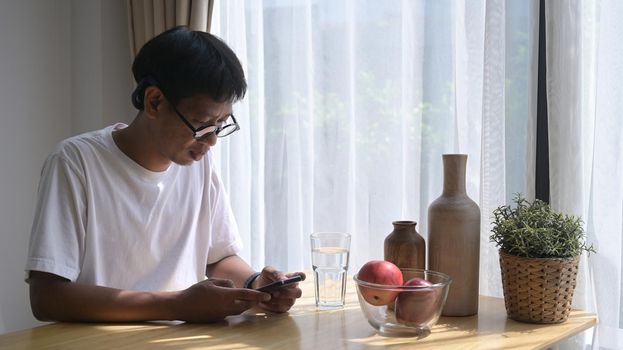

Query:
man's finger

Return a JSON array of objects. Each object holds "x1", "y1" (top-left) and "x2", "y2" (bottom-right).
[
  {"x1": 230, "y1": 288, "x2": 272, "y2": 302},
  {"x1": 259, "y1": 301, "x2": 290, "y2": 313},
  {"x1": 261, "y1": 266, "x2": 283, "y2": 281},
  {"x1": 271, "y1": 287, "x2": 302, "y2": 299},
  {"x1": 232, "y1": 299, "x2": 258, "y2": 311},
  {"x1": 285, "y1": 271, "x2": 306, "y2": 281}
]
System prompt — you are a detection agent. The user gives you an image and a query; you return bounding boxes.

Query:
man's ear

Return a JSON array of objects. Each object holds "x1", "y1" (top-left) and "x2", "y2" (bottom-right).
[{"x1": 143, "y1": 86, "x2": 164, "y2": 119}]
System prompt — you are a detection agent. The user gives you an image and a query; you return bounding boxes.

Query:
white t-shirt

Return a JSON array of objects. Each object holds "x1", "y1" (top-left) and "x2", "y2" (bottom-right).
[{"x1": 26, "y1": 123, "x2": 242, "y2": 292}]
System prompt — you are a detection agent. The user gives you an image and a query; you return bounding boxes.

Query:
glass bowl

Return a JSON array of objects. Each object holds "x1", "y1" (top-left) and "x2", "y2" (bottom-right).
[{"x1": 353, "y1": 268, "x2": 451, "y2": 337}]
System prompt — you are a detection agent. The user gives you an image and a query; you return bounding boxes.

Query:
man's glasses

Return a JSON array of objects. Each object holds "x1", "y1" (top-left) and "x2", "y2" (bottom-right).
[{"x1": 169, "y1": 100, "x2": 240, "y2": 140}]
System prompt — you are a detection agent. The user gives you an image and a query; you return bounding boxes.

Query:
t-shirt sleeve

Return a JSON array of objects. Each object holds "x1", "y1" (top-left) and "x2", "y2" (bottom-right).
[
  {"x1": 205, "y1": 156, "x2": 243, "y2": 265},
  {"x1": 26, "y1": 153, "x2": 86, "y2": 282}
]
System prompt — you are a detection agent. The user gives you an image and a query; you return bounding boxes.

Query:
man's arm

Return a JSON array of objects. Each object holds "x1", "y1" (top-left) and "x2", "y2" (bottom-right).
[
  {"x1": 206, "y1": 255, "x2": 257, "y2": 288},
  {"x1": 28, "y1": 271, "x2": 269, "y2": 323}
]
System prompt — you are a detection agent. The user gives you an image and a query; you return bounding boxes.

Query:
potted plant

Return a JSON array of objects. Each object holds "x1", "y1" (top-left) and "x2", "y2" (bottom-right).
[{"x1": 490, "y1": 194, "x2": 595, "y2": 324}]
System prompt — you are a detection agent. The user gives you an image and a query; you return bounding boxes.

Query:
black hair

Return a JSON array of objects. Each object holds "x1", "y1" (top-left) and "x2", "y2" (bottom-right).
[{"x1": 131, "y1": 26, "x2": 247, "y2": 110}]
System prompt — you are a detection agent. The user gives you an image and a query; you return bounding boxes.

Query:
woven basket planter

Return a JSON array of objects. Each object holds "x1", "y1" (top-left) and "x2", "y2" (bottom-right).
[{"x1": 499, "y1": 250, "x2": 580, "y2": 324}]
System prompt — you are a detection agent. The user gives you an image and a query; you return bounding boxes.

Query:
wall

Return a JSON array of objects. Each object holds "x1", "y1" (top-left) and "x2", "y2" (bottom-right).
[
  {"x1": 0, "y1": 0, "x2": 132, "y2": 334},
  {"x1": 71, "y1": 0, "x2": 134, "y2": 133}
]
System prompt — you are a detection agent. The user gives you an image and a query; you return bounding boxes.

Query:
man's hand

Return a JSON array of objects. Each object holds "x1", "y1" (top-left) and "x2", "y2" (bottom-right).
[
  {"x1": 173, "y1": 278, "x2": 271, "y2": 322},
  {"x1": 253, "y1": 267, "x2": 306, "y2": 313},
  {"x1": 205, "y1": 256, "x2": 305, "y2": 313}
]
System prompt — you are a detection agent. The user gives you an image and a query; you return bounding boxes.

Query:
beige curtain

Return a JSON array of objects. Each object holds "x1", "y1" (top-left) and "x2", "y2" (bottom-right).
[{"x1": 127, "y1": 0, "x2": 215, "y2": 59}]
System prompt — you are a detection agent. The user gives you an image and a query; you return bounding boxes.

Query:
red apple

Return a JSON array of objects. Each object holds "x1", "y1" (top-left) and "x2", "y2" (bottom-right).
[
  {"x1": 395, "y1": 277, "x2": 441, "y2": 325},
  {"x1": 357, "y1": 260, "x2": 403, "y2": 306},
  {"x1": 403, "y1": 277, "x2": 432, "y2": 287}
]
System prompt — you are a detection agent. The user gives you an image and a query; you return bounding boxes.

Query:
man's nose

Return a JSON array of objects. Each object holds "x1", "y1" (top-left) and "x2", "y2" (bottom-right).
[{"x1": 197, "y1": 133, "x2": 217, "y2": 146}]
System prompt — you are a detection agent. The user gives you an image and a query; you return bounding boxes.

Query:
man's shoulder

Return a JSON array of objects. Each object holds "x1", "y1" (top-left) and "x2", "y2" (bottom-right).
[{"x1": 47, "y1": 125, "x2": 119, "y2": 166}]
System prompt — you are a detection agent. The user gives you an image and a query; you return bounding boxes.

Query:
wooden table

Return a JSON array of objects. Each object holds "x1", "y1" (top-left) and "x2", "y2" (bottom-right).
[{"x1": 0, "y1": 278, "x2": 597, "y2": 350}]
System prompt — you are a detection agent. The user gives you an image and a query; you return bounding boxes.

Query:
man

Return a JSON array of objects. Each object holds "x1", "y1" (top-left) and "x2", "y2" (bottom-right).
[{"x1": 26, "y1": 26, "x2": 305, "y2": 323}]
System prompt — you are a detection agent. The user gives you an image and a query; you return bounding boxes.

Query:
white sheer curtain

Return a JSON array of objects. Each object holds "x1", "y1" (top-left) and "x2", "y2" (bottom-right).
[
  {"x1": 211, "y1": 0, "x2": 537, "y2": 300},
  {"x1": 547, "y1": 1, "x2": 623, "y2": 349}
]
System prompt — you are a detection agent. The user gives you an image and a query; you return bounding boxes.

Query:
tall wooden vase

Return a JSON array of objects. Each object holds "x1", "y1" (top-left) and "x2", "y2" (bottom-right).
[{"x1": 428, "y1": 154, "x2": 480, "y2": 316}]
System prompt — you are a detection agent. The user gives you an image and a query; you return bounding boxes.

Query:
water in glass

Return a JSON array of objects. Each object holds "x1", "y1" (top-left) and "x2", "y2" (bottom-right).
[{"x1": 312, "y1": 246, "x2": 349, "y2": 309}]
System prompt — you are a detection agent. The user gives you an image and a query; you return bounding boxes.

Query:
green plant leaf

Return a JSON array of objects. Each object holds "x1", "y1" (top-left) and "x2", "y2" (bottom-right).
[{"x1": 489, "y1": 193, "x2": 596, "y2": 258}]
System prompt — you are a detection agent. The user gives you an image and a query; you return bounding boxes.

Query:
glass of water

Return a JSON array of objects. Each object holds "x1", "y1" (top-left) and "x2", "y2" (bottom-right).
[{"x1": 310, "y1": 232, "x2": 351, "y2": 309}]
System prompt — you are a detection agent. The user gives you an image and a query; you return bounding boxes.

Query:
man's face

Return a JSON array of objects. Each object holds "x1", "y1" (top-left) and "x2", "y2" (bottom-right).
[{"x1": 154, "y1": 93, "x2": 234, "y2": 166}]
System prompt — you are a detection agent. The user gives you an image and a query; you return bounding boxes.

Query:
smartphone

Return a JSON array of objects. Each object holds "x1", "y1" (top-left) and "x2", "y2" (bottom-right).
[{"x1": 256, "y1": 275, "x2": 303, "y2": 292}]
